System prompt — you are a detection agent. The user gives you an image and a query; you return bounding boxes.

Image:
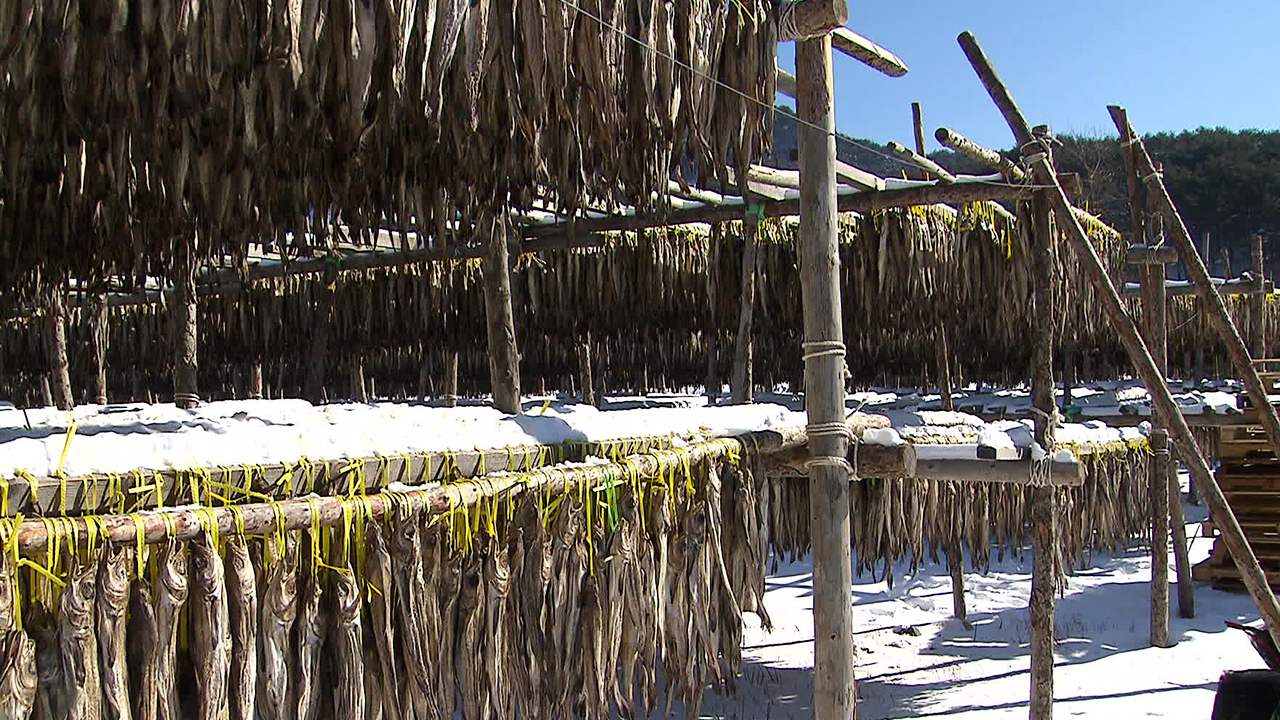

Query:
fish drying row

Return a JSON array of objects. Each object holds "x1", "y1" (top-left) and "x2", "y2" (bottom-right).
[{"x1": 0, "y1": 453, "x2": 772, "y2": 720}]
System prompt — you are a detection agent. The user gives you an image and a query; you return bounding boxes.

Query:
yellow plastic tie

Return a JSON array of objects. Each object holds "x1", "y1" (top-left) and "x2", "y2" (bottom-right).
[
  {"x1": 56, "y1": 418, "x2": 78, "y2": 477},
  {"x1": 130, "y1": 515, "x2": 147, "y2": 578}
]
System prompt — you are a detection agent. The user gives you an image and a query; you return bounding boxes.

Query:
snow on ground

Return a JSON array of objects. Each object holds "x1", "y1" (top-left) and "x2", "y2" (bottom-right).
[{"x1": 658, "y1": 491, "x2": 1259, "y2": 720}]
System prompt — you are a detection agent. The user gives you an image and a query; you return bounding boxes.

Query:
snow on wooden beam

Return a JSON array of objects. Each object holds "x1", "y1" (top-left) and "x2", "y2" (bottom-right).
[
  {"x1": 914, "y1": 458, "x2": 1085, "y2": 486},
  {"x1": 1121, "y1": 276, "x2": 1271, "y2": 298}
]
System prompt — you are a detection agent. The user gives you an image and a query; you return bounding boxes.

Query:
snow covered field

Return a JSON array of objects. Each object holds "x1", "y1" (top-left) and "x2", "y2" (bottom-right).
[{"x1": 669, "y1": 495, "x2": 1258, "y2": 720}]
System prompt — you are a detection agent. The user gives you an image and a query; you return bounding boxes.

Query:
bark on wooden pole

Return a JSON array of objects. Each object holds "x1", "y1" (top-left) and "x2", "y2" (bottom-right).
[
  {"x1": 1111, "y1": 108, "x2": 1280, "y2": 480},
  {"x1": 706, "y1": 224, "x2": 722, "y2": 402},
  {"x1": 171, "y1": 238, "x2": 200, "y2": 409},
  {"x1": 911, "y1": 102, "x2": 931, "y2": 181},
  {"x1": 1028, "y1": 147, "x2": 1059, "y2": 720},
  {"x1": 798, "y1": 31, "x2": 856, "y2": 720},
  {"x1": 1254, "y1": 234, "x2": 1266, "y2": 359},
  {"x1": 731, "y1": 208, "x2": 762, "y2": 404},
  {"x1": 1148, "y1": 426, "x2": 1172, "y2": 647},
  {"x1": 481, "y1": 214, "x2": 522, "y2": 415},
  {"x1": 248, "y1": 362, "x2": 264, "y2": 400},
  {"x1": 88, "y1": 293, "x2": 109, "y2": 405},
  {"x1": 444, "y1": 352, "x2": 459, "y2": 408},
  {"x1": 40, "y1": 285, "x2": 73, "y2": 411},
  {"x1": 958, "y1": 37, "x2": 1280, "y2": 652},
  {"x1": 305, "y1": 263, "x2": 337, "y2": 404},
  {"x1": 578, "y1": 337, "x2": 595, "y2": 406},
  {"x1": 350, "y1": 358, "x2": 368, "y2": 403}
]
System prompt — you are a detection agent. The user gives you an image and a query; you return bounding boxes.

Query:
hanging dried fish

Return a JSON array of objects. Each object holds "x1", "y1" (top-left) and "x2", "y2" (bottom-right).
[
  {"x1": 389, "y1": 514, "x2": 433, "y2": 720},
  {"x1": 127, "y1": 580, "x2": 158, "y2": 720},
  {"x1": 0, "y1": 629, "x2": 36, "y2": 720},
  {"x1": 362, "y1": 522, "x2": 399, "y2": 720},
  {"x1": 29, "y1": 606, "x2": 63, "y2": 720},
  {"x1": 258, "y1": 533, "x2": 297, "y2": 720},
  {"x1": 190, "y1": 531, "x2": 230, "y2": 720},
  {"x1": 454, "y1": 542, "x2": 486, "y2": 720},
  {"x1": 97, "y1": 544, "x2": 132, "y2": 720},
  {"x1": 60, "y1": 553, "x2": 102, "y2": 720},
  {"x1": 483, "y1": 533, "x2": 510, "y2": 720},
  {"x1": 293, "y1": 543, "x2": 325, "y2": 720},
  {"x1": 329, "y1": 565, "x2": 364, "y2": 720},
  {"x1": 224, "y1": 536, "x2": 257, "y2": 720}
]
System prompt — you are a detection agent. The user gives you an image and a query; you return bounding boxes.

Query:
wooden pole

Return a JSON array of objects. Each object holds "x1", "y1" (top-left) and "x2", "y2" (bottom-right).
[
  {"x1": 934, "y1": 127, "x2": 1027, "y2": 182},
  {"x1": 798, "y1": 30, "x2": 856, "y2": 720},
  {"x1": 578, "y1": 337, "x2": 595, "y2": 406},
  {"x1": 1111, "y1": 109, "x2": 1280, "y2": 482},
  {"x1": 911, "y1": 102, "x2": 931, "y2": 182},
  {"x1": 731, "y1": 209, "x2": 761, "y2": 404},
  {"x1": 350, "y1": 357, "x2": 368, "y2": 403},
  {"x1": 88, "y1": 293, "x2": 109, "y2": 405},
  {"x1": 1122, "y1": 122, "x2": 1196, "y2": 621},
  {"x1": 957, "y1": 38, "x2": 1280, "y2": 652},
  {"x1": 1027, "y1": 132, "x2": 1059, "y2": 719},
  {"x1": 171, "y1": 237, "x2": 200, "y2": 409},
  {"x1": 248, "y1": 362, "x2": 264, "y2": 400},
  {"x1": 481, "y1": 214, "x2": 522, "y2": 415},
  {"x1": 1254, "y1": 234, "x2": 1266, "y2": 358},
  {"x1": 305, "y1": 263, "x2": 337, "y2": 405},
  {"x1": 40, "y1": 285, "x2": 73, "y2": 411},
  {"x1": 444, "y1": 352, "x2": 459, "y2": 408},
  {"x1": 706, "y1": 224, "x2": 722, "y2": 402}
]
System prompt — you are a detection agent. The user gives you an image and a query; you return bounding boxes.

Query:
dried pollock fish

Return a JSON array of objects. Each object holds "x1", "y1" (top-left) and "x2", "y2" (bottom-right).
[
  {"x1": 224, "y1": 536, "x2": 257, "y2": 720},
  {"x1": 0, "y1": 629, "x2": 36, "y2": 720},
  {"x1": 329, "y1": 566, "x2": 364, "y2": 720},
  {"x1": 97, "y1": 544, "x2": 132, "y2": 720},
  {"x1": 258, "y1": 533, "x2": 297, "y2": 720},
  {"x1": 453, "y1": 544, "x2": 486, "y2": 720},
  {"x1": 126, "y1": 580, "x2": 158, "y2": 720},
  {"x1": 154, "y1": 540, "x2": 188, "y2": 720},
  {"x1": 293, "y1": 543, "x2": 325, "y2": 720},
  {"x1": 29, "y1": 606, "x2": 63, "y2": 720},
  {"x1": 190, "y1": 531, "x2": 231, "y2": 720},
  {"x1": 60, "y1": 554, "x2": 102, "y2": 720},
  {"x1": 482, "y1": 536, "x2": 510, "y2": 720},
  {"x1": 389, "y1": 515, "x2": 432, "y2": 720},
  {"x1": 362, "y1": 523, "x2": 399, "y2": 720}
]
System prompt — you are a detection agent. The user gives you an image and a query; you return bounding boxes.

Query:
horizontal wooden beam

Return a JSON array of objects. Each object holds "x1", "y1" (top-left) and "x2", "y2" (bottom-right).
[
  {"x1": 935, "y1": 127, "x2": 1026, "y2": 181},
  {"x1": 764, "y1": 442, "x2": 917, "y2": 478},
  {"x1": 776, "y1": 66, "x2": 798, "y2": 100},
  {"x1": 1122, "y1": 276, "x2": 1271, "y2": 298},
  {"x1": 887, "y1": 141, "x2": 956, "y2": 183},
  {"x1": 831, "y1": 27, "x2": 909, "y2": 77},
  {"x1": 776, "y1": 0, "x2": 849, "y2": 41},
  {"x1": 913, "y1": 458, "x2": 1085, "y2": 486},
  {"x1": 1127, "y1": 244, "x2": 1180, "y2": 265}
]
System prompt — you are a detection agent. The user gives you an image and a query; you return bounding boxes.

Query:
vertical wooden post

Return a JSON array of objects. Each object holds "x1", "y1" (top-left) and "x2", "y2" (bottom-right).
[
  {"x1": 798, "y1": 30, "x2": 856, "y2": 720},
  {"x1": 1028, "y1": 130, "x2": 1059, "y2": 719},
  {"x1": 706, "y1": 224, "x2": 722, "y2": 402},
  {"x1": 171, "y1": 237, "x2": 200, "y2": 409},
  {"x1": 481, "y1": 214, "x2": 521, "y2": 415},
  {"x1": 305, "y1": 263, "x2": 337, "y2": 405},
  {"x1": 731, "y1": 210, "x2": 761, "y2": 404},
  {"x1": 577, "y1": 336, "x2": 595, "y2": 406},
  {"x1": 1253, "y1": 234, "x2": 1266, "y2": 358},
  {"x1": 350, "y1": 357, "x2": 368, "y2": 402},
  {"x1": 248, "y1": 362, "x2": 264, "y2": 400},
  {"x1": 88, "y1": 293, "x2": 109, "y2": 405},
  {"x1": 1149, "y1": 425, "x2": 1172, "y2": 646},
  {"x1": 40, "y1": 285, "x2": 73, "y2": 410},
  {"x1": 444, "y1": 352, "x2": 459, "y2": 408},
  {"x1": 911, "y1": 101, "x2": 931, "y2": 181}
]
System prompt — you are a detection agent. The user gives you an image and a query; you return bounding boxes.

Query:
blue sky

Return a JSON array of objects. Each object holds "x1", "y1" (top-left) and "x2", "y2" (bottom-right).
[{"x1": 775, "y1": 1, "x2": 1280, "y2": 151}]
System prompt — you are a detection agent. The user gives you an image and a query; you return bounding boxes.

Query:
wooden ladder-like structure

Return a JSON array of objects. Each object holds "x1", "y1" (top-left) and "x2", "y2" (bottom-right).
[{"x1": 1195, "y1": 360, "x2": 1280, "y2": 588}]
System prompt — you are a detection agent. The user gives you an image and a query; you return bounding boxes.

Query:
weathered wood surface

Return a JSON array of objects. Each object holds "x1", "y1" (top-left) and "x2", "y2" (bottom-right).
[
  {"x1": 88, "y1": 295, "x2": 109, "y2": 405},
  {"x1": 1254, "y1": 234, "x2": 1267, "y2": 358},
  {"x1": 798, "y1": 32, "x2": 857, "y2": 720},
  {"x1": 913, "y1": 458, "x2": 1085, "y2": 486},
  {"x1": 1149, "y1": 428, "x2": 1172, "y2": 646},
  {"x1": 764, "y1": 443, "x2": 917, "y2": 478},
  {"x1": 481, "y1": 215, "x2": 521, "y2": 415},
  {"x1": 731, "y1": 211, "x2": 761, "y2": 404},
  {"x1": 831, "y1": 27, "x2": 909, "y2": 77},
  {"x1": 171, "y1": 241, "x2": 200, "y2": 409},
  {"x1": 887, "y1": 141, "x2": 956, "y2": 183},
  {"x1": 776, "y1": 0, "x2": 849, "y2": 41},
  {"x1": 958, "y1": 33, "x2": 1280, "y2": 654},
  {"x1": 935, "y1": 127, "x2": 1027, "y2": 181},
  {"x1": 1127, "y1": 245, "x2": 1178, "y2": 265},
  {"x1": 912, "y1": 102, "x2": 931, "y2": 182},
  {"x1": 41, "y1": 287, "x2": 74, "y2": 411},
  {"x1": 1121, "y1": 276, "x2": 1269, "y2": 298}
]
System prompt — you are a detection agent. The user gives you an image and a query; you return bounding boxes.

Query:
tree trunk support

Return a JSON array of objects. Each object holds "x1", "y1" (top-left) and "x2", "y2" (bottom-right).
[
  {"x1": 171, "y1": 239, "x2": 200, "y2": 409},
  {"x1": 578, "y1": 337, "x2": 596, "y2": 406},
  {"x1": 305, "y1": 263, "x2": 337, "y2": 404},
  {"x1": 798, "y1": 32, "x2": 856, "y2": 720},
  {"x1": 731, "y1": 208, "x2": 761, "y2": 404},
  {"x1": 481, "y1": 214, "x2": 521, "y2": 415},
  {"x1": 959, "y1": 36, "x2": 1280, "y2": 652},
  {"x1": 445, "y1": 352, "x2": 459, "y2": 408},
  {"x1": 88, "y1": 294, "x2": 109, "y2": 405},
  {"x1": 40, "y1": 285, "x2": 73, "y2": 410}
]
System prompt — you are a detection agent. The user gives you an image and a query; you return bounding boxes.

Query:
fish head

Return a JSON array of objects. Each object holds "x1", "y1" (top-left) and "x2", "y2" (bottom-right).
[
  {"x1": 158, "y1": 539, "x2": 190, "y2": 600},
  {"x1": 99, "y1": 542, "x2": 132, "y2": 606}
]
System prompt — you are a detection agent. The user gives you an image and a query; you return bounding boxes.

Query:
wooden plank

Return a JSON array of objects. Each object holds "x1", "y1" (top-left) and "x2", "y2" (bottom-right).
[
  {"x1": 830, "y1": 27, "x2": 909, "y2": 77},
  {"x1": 912, "y1": 458, "x2": 1085, "y2": 486}
]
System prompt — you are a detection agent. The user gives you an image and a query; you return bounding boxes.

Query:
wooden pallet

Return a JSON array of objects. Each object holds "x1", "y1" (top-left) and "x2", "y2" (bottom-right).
[{"x1": 1195, "y1": 457, "x2": 1280, "y2": 589}]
